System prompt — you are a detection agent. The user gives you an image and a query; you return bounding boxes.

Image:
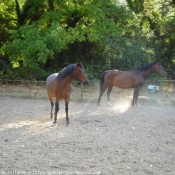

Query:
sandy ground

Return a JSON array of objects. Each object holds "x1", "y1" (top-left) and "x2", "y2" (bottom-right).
[{"x1": 0, "y1": 96, "x2": 175, "y2": 175}]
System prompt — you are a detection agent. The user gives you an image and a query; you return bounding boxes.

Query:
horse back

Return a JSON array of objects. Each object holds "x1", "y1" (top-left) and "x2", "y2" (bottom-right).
[
  {"x1": 46, "y1": 73, "x2": 58, "y2": 87},
  {"x1": 46, "y1": 74, "x2": 61, "y2": 95},
  {"x1": 103, "y1": 70, "x2": 144, "y2": 89},
  {"x1": 114, "y1": 70, "x2": 145, "y2": 88},
  {"x1": 103, "y1": 70, "x2": 120, "y2": 86}
]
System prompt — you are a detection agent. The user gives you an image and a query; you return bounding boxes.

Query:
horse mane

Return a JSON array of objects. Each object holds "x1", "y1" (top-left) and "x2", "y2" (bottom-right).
[
  {"x1": 131, "y1": 62, "x2": 157, "y2": 71},
  {"x1": 58, "y1": 64, "x2": 75, "y2": 79},
  {"x1": 57, "y1": 62, "x2": 84, "y2": 79}
]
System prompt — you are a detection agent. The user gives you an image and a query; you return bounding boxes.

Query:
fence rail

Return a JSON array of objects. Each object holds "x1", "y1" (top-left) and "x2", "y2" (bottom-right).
[
  {"x1": 0, "y1": 79, "x2": 46, "y2": 83},
  {"x1": 1, "y1": 79, "x2": 175, "y2": 83},
  {"x1": 0, "y1": 79, "x2": 85, "y2": 100},
  {"x1": 0, "y1": 79, "x2": 175, "y2": 104}
]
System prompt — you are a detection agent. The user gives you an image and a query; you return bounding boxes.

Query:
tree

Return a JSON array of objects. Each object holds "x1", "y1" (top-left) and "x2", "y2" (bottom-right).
[
  {"x1": 0, "y1": 0, "x2": 19, "y2": 78},
  {"x1": 3, "y1": 0, "x2": 120, "y2": 70},
  {"x1": 1, "y1": 0, "x2": 175, "y2": 79},
  {"x1": 126, "y1": 0, "x2": 175, "y2": 78},
  {"x1": 0, "y1": 0, "x2": 17, "y2": 48}
]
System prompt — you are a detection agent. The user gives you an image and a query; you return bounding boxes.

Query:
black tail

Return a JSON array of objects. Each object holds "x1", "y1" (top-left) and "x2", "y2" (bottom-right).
[
  {"x1": 100, "y1": 71, "x2": 107, "y2": 92},
  {"x1": 97, "y1": 71, "x2": 107, "y2": 105}
]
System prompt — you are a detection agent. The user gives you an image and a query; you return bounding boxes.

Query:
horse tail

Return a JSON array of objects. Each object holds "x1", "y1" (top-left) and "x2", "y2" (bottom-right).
[
  {"x1": 99, "y1": 71, "x2": 107, "y2": 92},
  {"x1": 97, "y1": 71, "x2": 107, "y2": 105}
]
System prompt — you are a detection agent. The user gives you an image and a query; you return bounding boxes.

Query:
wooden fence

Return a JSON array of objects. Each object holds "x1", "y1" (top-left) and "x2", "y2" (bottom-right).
[{"x1": 0, "y1": 79, "x2": 175, "y2": 101}]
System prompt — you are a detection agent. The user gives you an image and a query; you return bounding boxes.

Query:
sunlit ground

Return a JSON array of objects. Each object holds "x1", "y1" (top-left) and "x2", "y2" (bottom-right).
[
  {"x1": 112, "y1": 101, "x2": 131, "y2": 114},
  {"x1": 0, "y1": 120, "x2": 39, "y2": 132},
  {"x1": 0, "y1": 117, "x2": 66, "y2": 142}
]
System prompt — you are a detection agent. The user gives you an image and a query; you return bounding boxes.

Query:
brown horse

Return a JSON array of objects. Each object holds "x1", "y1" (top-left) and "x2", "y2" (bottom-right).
[
  {"x1": 97, "y1": 62, "x2": 166, "y2": 107},
  {"x1": 46, "y1": 62, "x2": 89, "y2": 124}
]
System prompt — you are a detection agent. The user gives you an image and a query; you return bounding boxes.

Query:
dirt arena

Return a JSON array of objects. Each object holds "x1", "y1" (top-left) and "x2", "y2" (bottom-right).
[{"x1": 0, "y1": 96, "x2": 175, "y2": 175}]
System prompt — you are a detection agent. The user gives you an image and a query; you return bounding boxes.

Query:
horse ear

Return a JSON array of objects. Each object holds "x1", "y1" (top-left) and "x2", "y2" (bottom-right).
[
  {"x1": 157, "y1": 62, "x2": 161, "y2": 65},
  {"x1": 76, "y1": 62, "x2": 83, "y2": 67}
]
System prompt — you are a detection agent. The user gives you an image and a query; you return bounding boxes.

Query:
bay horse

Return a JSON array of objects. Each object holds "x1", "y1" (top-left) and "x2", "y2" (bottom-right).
[
  {"x1": 97, "y1": 62, "x2": 166, "y2": 107},
  {"x1": 46, "y1": 62, "x2": 89, "y2": 124}
]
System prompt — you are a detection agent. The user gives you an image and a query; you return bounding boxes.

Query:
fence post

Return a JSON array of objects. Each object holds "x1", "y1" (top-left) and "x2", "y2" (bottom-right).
[
  {"x1": 81, "y1": 83, "x2": 83, "y2": 102},
  {"x1": 5, "y1": 81, "x2": 8, "y2": 92}
]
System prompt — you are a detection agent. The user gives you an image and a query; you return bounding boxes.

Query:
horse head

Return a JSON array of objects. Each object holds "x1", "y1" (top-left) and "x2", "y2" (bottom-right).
[
  {"x1": 154, "y1": 62, "x2": 166, "y2": 77},
  {"x1": 73, "y1": 62, "x2": 89, "y2": 85}
]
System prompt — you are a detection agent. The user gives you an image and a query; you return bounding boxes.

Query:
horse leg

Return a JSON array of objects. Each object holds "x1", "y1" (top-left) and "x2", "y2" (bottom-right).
[
  {"x1": 134, "y1": 87, "x2": 140, "y2": 107},
  {"x1": 54, "y1": 99, "x2": 59, "y2": 124},
  {"x1": 48, "y1": 96, "x2": 54, "y2": 119},
  {"x1": 97, "y1": 87, "x2": 107, "y2": 106},
  {"x1": 132, "y1": 88, "x2": 137, "y2": 107},
  {"x1": 97, "y1": 92, "x2": 103, "y2": 106},
  {"x1": 65, "y1": 102, "x2": 69, "y2": 124},
  {"x1": 50, "y1": 100, "x2": 54, "y2": 119},
  {"x1": 107, "y1": 86, "x2": 113, "y2": 106},
  {"x1": 132, "y1": 87, "x2": 140, "y2": 107}
]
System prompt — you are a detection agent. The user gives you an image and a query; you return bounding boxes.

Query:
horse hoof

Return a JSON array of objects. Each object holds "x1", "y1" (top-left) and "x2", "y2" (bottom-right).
[
  {"x1": 52, "y1": 122, "x2": 57, "y2": 127},
  {"x1": 107, "y1": 101, "x2": 112, "y2": 106},
  {"x1": 53, "y1": 120, "x2": 57, "y2": 124},
  {"x1": 50, "y1": 113, "x2": 53, "y2": 119}
]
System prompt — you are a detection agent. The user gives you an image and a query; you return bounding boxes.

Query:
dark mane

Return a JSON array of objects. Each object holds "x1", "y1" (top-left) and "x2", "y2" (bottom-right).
[
  {"x1": 58, "y1": 64, "x2": 75, "y2": 79},
  {"x1": 131, "y1": 62, "x2": 157, "y2": 71}
]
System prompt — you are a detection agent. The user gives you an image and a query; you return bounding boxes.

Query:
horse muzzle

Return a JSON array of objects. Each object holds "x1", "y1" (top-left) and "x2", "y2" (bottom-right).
[
  {"x1": 83, "y1": 80, "x2": 89, "y2": 85},
  {"x1": 162, "y1": 73, "x2": 166, "y2": 77}
]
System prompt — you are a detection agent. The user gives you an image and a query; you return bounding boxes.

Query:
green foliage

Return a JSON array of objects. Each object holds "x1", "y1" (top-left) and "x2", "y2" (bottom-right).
[
  {"x1": 0, "y1": 54, "x2": 12, "y2": 79},
  {"x1": 3, "y1": 0, "x2": 120, "y2": 70},
  {"x1": 132, "y1": 0, "x2": 175, "y2": 77},
  {"x1": 103, "y1": 35, "x2": 155, "y2": 70},
  {"x1": 0, "y1": 65, "x2": 50, "y2": 80},
  {"x1": 0, "y1": 0, "x2": 17, "y2": 48},
  {"x1": 3, "y1": 23, "x2": 68, "y2": 68},
  {"x1": 85, "y1": 60, "x2": 110, "y2": 80},
  {"x1": 126, "y1": 0, "x2": 144, "y2": 14},
  {"x1": 0, "y1": 0, "x2": 175, "y2": 80}
]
